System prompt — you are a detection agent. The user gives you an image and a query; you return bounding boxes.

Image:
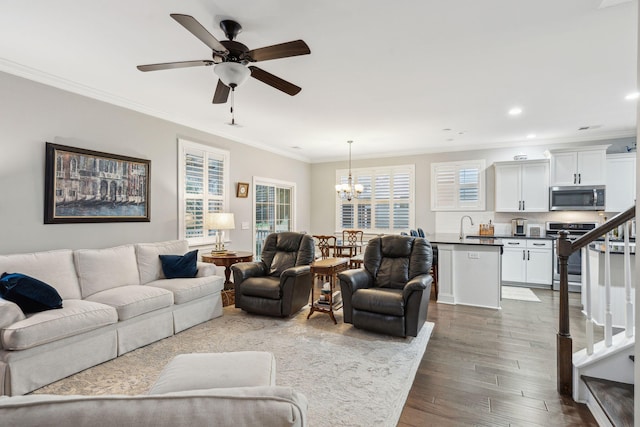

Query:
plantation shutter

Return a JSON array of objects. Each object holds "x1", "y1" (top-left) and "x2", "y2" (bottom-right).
[
  {"x1": 336, "y1": 165, "x2": 415, "y2": 233},
  {"x1": 179, "y1": 139, "x2": 229, "y2": 245},
  {"x1": 431, "y1": 160, "x2": 485, "y2": 211}
]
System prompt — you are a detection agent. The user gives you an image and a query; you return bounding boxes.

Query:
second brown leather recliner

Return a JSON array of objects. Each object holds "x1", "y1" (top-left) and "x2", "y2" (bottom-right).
[{"x1": 338, "y1": 235, "x2": 433, "y2": 337}]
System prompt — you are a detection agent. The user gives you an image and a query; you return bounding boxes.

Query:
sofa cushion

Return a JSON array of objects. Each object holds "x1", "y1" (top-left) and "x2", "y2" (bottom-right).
[
  {"x1": 0, "y1": 273, "x2": 63, "y2": 313},
  {"x1": 75, "y1": 245, "x2": 140, "y2": 298},
  {"x1": 0, "y1": 300, "x2": 117, "y2": 350},
  {"x1": 352, "y1": 288, "x2": 405, "y2": 317},
  {"x1": 148, "y1": 352, "x2": 277, "y2": 395},
  {"x1": 85, "y1": 285, "x2": 173, "y2": 321},
  {"x1": 0, "y1": 387, "x2": 308, "y2": 427},
  {"x1": 135, "y1": 240, "x2": 190, "y2": 285},
  {"x1": 0, "y1": 298, "x2": 25, "y2": 329},
  {"x1": 159, "y1": 250, "x2": 198, "y2": 279},
  {"x1": 146, "y1": 276, "x2": 222, "y2": 305},
  {"x1": 0, "y1": 250, "x2": 81, "y2": 300}
]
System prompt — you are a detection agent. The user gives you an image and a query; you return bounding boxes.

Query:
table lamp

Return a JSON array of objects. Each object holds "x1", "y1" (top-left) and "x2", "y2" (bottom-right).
[{"x1": 206, "y1": 212, "x2": 236, "y2": 253}]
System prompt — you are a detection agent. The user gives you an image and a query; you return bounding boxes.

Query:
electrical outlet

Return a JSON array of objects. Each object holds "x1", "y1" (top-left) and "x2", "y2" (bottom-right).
[
  {"x1": 468, "y1": 252, "x2": 480, "y2": 259},
  {"x1": 241, "y1": 221, "x2": 249, "y2": 230}
]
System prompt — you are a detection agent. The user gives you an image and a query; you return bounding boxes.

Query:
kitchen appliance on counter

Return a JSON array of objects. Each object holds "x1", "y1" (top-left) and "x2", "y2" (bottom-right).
[
  {"x1": 549, "y1": 185, "x2": 605, "y2": 211},
  {"x1": 545, "y1": 221, "x2": 599, "y2": 292},
  {"x1": 511, "y1": 218, "x2": 528, "y2": 236}
]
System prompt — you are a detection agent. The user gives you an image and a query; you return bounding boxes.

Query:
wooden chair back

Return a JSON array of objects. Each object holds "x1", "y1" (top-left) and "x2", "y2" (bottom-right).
[
  {"x1": 342, "y1": 229, "x2": 364, "y2": 254},
  {"x1": 313, "y1": 235, "x2": 337, "y2": 259}
]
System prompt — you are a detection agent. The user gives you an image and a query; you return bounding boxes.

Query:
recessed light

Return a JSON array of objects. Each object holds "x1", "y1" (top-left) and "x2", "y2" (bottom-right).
[
  {"x1": 526, "y1": 134, "x2": 536, "y2": 139},
  {"x1": 578, "y1": 126, "x2": 590, "y2": 131},
  {"x1": 290, "y1": 146, "x2": 302, "y2": 149},
  {"x1": 625, "y1": 92, "x2": 639, "y2": 100},
  {"x1": 508, "y1": 107, "x2": 523, "y2": 116},
  {"x1": 442, "y1": 128, "x2": 452, "y2": 131}
]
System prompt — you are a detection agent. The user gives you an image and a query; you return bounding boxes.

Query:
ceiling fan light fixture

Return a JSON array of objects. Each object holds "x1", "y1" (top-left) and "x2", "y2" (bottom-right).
[{"x1": 214, "y1": 62, "x2": 251, "y2": 88}]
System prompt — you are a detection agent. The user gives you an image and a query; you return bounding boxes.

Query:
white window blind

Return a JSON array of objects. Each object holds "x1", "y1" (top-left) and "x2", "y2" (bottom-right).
[
  {"x1": 178, "y1": 139, "x2": 230, "y2": 245},
  {"x1": 431, "y1": 159, "x2": 486, "y2": 211},
  {"x1": 336, "y1": 165, "x2": 415, "y2": 233}
]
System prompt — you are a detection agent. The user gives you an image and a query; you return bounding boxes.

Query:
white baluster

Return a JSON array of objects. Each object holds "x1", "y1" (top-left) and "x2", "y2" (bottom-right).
[
  {"x1": 604, "y1": 233, "x2": 612, "y2": 347},
  {"x1": 584, "y1": 243, "x2": 594, "y2": 355},
  {"x1": 624, "y1": 220, "x2": 633, "y2": 338}
]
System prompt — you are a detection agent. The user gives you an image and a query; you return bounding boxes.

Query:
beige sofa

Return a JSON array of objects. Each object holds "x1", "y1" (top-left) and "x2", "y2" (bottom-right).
[
  {"x1": 0, "y1": 351, "x2": 308, "y2": 427},
  {"x1": 0, "y1": 240, "x2": 224, "y2": 396}
]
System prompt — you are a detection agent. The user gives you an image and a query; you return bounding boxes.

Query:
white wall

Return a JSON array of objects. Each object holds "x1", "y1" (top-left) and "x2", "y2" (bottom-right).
[
  {"x1": 0, "y1": 72, "x2": 310, "y2": 254},
  {"x1": 310, "y1": 138, "x2": 634, "y2": 236}
]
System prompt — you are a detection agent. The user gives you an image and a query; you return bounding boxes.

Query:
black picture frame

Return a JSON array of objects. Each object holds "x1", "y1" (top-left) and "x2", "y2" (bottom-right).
[{"x1": 44, "y1": 142, "x2": 151, "y2": 224}]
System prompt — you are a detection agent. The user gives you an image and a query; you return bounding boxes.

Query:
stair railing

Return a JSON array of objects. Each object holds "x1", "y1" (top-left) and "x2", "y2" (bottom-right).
[{"x1": 556, "y1": 204, "x2": 636, "y2": 397}]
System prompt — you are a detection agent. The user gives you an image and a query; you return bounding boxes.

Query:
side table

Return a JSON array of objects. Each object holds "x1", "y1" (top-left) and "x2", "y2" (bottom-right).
[
  {"x1": 201, "y1": 251, "x2": 253, "y2": 307},
  {"x1": 307, "y1": 257, "x2": 349, "y2": 324}
]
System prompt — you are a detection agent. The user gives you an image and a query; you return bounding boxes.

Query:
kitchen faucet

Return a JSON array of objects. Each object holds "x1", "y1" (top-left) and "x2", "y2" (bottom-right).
[{"x1": 459, "y1": 215, "x2": 474, "y2": 240}]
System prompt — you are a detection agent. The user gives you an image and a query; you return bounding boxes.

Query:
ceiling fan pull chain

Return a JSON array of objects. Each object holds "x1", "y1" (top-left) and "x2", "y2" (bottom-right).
[{"x1": 230, "y1": 87, "x2": 235, "y2": 125}]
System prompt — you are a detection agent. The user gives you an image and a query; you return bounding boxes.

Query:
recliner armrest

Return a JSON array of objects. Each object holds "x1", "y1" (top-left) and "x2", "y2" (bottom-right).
[
  {"x1": 338, "y1": 269, "x2": 372, "y2": 293},
  {"x1": 402, "y1": 274, "x2": 432, "y2": 300},
  {"x1": 281, "y1": 265, "x2": 310, "y2": 278},
  {"x1": 231, "y1": 262, "x2": 267, "y2": 282}
]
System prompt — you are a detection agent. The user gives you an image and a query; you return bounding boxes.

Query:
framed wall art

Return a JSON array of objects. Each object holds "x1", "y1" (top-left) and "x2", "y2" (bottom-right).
[
  {"x1": 44, "y1": 142, "x2": 151, "y2": 224},
  {"x1": 236, "y1": 182, "x2": 249, "y2": 198}
]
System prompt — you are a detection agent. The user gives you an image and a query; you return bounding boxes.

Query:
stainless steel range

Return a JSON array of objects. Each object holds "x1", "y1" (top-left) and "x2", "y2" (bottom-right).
[{"x1": 545, "y1": 221, "x2": 599, "y2": 292}]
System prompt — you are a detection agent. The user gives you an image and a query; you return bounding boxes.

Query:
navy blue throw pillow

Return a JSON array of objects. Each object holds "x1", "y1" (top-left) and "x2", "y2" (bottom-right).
[
  {"x1": 0, "y1": 272, "x2": 63, "y2": 313},
  {"x1": 159, "y1": 250, "x2": 198, "y2": 279}
]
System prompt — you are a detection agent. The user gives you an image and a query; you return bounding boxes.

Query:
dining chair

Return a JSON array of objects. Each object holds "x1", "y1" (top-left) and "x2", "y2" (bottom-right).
[
  {"x1": 312, "y1": 235, "x2": 337, "y2": 259},
  {"x1": 340, "y1": 229, "x2": 364, "y2": 257}
]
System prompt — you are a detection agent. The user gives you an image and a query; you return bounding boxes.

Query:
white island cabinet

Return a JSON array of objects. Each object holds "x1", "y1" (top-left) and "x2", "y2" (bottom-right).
[{"x1": 431, "y1": 235, "x2": 503, "y2": 309}]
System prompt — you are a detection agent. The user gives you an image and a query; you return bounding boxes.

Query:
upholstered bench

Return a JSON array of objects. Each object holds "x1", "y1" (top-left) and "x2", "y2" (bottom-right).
[{"x1": 0, "y1": 351, "x2": 307, "y2": 426}]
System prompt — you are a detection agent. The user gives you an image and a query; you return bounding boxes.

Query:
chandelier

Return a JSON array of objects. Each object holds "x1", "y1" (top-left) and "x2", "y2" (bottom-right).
[{"x1": 335, "y1": 140, "x2": 364, "y2": 201}]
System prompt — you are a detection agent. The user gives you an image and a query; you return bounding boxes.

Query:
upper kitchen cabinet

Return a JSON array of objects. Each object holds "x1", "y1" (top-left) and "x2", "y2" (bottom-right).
[
  {"x1": 606, "y1": 153, "x2": 636, "y2": 212},
  {"x1": 495, "y1": 159, "x2": 549, "y2": 212},
  {"x1": 549, "y1": 146, "x2": 608, "y2": 186}
]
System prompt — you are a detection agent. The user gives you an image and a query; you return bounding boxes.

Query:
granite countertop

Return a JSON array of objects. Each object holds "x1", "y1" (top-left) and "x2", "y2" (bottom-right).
[
  {"x1": 428, "y1": 233, "x2": 504, "y2": 246},
  {"x1": 588, "y1": 242, "x2": 636, "y2": 255},
  {"x1": 468, "y1": 234, "x2": 556, "y2": 241}
]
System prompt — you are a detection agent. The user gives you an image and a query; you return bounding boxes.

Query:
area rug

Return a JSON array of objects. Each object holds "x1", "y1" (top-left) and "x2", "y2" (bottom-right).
[
  {"x1": 502, "y1": 285, "x2": 541, "y2": 302},
  {"x1": 33, "y1": 306, "x2": 433, "y2": 427}
]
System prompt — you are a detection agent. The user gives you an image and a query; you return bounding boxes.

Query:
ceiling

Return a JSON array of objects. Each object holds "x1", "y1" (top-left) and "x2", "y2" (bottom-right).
[{"x1": 0, "y1": 0, "x2": 637, "y2": 163}]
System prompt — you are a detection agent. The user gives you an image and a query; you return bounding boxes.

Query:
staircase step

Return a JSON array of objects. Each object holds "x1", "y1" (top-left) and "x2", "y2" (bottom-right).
[{"x1": 582, "y1": 375, "x2": 634, "y2": 427}]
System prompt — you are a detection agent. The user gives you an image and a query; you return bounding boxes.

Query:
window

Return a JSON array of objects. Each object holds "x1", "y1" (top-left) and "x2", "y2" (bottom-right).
[
  {"x1": 178, "y1": 139, "x2": 230, "y2": 245},
  {"x1": 336, "y1": 165, "x2": 414, "y2": 233},
  {"x1": 253, "y1": 177, "x2": 295, "y2": 260},
  {"x1": 431, "y1": 159, "x2": 486, "y2": 211}
]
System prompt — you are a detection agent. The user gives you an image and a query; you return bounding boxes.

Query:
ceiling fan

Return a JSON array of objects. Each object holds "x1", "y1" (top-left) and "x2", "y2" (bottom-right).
[{"x1": 137, "y1": 14, "x2": 311, "y2": 105}]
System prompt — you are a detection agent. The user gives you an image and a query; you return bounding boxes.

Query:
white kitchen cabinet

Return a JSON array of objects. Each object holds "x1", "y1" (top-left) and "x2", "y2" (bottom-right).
[
  {"x1": 501, "y1": 239, "x2": 553, "y2": 286},
  {"x1": 606, "y1": 153, "x2": 636, "y2": 213},
  {"x1": 494, "y1": 160, "x2": 549, "y2": 212},
  {"x1": 550, "y1": 146, "x2": 607, "y2": 186}
]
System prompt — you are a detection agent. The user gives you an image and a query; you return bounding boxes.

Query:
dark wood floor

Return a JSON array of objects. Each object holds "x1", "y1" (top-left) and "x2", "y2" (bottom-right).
[{"x1": 398, "y1": 288, "x2": 603, "y2": 426}]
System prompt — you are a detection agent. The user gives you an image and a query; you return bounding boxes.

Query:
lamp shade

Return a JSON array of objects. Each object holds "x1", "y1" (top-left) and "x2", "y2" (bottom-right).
[
  {"x1": 206, "y1": 212, "x2": 236, "y2": 230},
  {"x1": 214, "y1": 62, "x2": 251, "y2": 88}
]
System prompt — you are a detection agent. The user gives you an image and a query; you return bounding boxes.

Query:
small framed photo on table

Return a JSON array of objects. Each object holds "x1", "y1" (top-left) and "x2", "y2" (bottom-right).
[{"x1": 236, "y1": 182, "x2": 249, "y2": 198}]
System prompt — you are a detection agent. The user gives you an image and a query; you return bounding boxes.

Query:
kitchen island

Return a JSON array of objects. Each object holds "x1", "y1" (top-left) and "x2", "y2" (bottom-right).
[{"x1": 430, "y1": 234, "x2": 504, "y2": 309}]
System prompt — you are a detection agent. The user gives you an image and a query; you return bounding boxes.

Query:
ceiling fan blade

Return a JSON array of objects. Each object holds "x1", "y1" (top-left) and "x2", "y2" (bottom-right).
[
  {"x1": 248, "y1": 66, "x2": 302, "y2": 96},
  {"x1": 212, "y1": 80, "x2": 230, "y2": 104},
  {"x1": 170, "y1": 13, "x2": 229, "y2": 55},
  {"x1": 246, "y1": 40, "x2": 310, "y2": 62},
  {"x1": 137, "y1": 60, "x2": 214, "y2": 72}
]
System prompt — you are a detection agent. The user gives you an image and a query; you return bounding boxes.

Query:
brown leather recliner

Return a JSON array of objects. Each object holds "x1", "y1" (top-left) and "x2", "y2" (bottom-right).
[
  {"x1": 232, "y1": 232, "x2": 315, "y2": 317},
  {"x1": 338, "y1": 235, "x2": 433, "y2": 337}
]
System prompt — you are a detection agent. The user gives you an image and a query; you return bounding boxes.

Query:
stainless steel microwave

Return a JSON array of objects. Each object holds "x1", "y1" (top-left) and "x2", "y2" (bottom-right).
[{"x1": 549, "y1": 185, "x2": 605, "y2": 211}]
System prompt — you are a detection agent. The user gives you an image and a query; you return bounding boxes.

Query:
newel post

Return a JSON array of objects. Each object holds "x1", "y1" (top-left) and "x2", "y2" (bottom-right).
[{"x1": 557, "y1": 230, "x2": 573, "y2": 396}]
